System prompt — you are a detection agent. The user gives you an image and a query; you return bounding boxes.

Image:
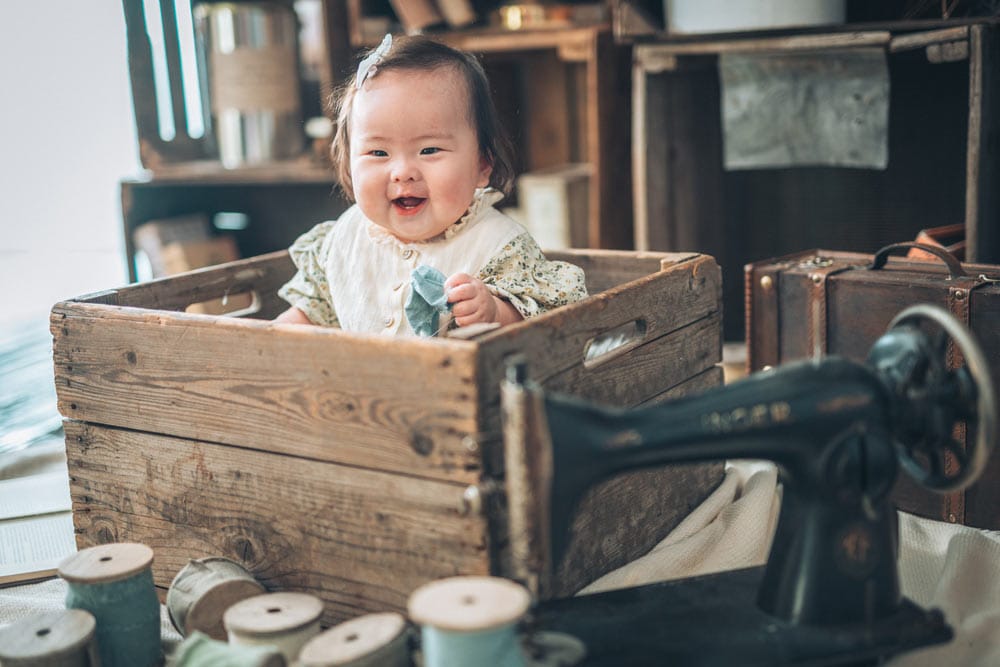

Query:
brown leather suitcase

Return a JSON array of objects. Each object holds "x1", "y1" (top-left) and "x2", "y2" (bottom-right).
[{"x1": 746, "y1": 242, "x2": 1000, "y2": 529}]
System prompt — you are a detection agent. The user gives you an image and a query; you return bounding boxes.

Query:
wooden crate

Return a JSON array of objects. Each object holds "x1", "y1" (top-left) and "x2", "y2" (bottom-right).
[{"x1": 52, "y1": 249, "x2": 724, "y2": 624}]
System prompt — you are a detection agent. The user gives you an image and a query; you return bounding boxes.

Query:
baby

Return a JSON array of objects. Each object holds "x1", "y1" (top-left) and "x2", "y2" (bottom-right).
[{"x1": 276, "y1": 34, "x2": 587, "y2": 335}]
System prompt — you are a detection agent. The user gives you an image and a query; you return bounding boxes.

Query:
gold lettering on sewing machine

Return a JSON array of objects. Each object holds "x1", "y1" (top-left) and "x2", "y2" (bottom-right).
[
  {"x1": 702, "y1": 401, "x2": 792, "y2": 433},
  {"x1": 605, "y1": 429, "x2": 643, "y2": 449}
]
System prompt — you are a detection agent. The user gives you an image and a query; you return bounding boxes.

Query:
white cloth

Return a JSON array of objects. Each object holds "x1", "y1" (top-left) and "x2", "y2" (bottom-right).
[
  {"x1": 580, "y1": 460, "x2": 780, "y2": 593},
  {"x1": 581, "y1": 460, "x2": 1000, "y2": 666}
]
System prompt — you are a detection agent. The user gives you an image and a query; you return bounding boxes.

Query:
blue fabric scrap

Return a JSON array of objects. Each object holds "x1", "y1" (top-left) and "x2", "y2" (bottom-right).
[{"x1": 405, "y1": 265, "x2": 451, "y2": 337}]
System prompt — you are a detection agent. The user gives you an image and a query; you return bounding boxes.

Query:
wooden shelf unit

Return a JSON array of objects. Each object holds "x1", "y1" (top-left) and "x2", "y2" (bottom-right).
[
  {"x1": 119, "y1": 1, "x2": 633, "y2": 283},
  {"x1": 627, "y1": 19, "x2": 999, "y2": 340}
]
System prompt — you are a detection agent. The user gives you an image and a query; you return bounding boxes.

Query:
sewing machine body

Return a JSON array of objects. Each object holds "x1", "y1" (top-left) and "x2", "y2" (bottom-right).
[{"x1": 504, "y1": 305, "x2": 995, "y2": 665}]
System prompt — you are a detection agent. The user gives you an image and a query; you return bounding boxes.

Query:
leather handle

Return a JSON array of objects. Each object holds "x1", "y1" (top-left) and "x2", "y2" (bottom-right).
[{"x1": 869, "y1": 242, "x2": 967, "y2": 279}]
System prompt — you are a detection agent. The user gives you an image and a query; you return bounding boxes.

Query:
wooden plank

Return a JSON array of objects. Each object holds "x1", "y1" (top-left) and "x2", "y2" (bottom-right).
[
  {"x1": 100, "y1": 251, "x2": 294, "y2": 319},
  {"x1": 65, "y1": 420, "x2": 487, "y2": 624},
  {"x1": 590, "y1": 31, "x2": 633, "y2": 249},
  {"x1": 473, "y1": 258, "x2": 723, "y2": 472},
  {"x1": 158, "y1": 0, "x2": 189, "y2": 138},
  {"x1": 52, "y1": 304, "x2": 482, "y2": 483},
  {"x1": 545, "y1": 314, "x2": 721, "y2": 405},
  {"x1": 120, "y1": 0, "x2": 202, "y2": 166},
  {"x1": 435, "y1": 25, "x2": 606, "y2": 55},
  {"x1": 966, "y1": 24, "x2": 1000, "y2": 263},
  {"x1": 637, "y1": 31, "x2": 892, "y2": 57},
  {"x1": 475, "y1": 255, "x2": 721, "y2": 402},
  {"x1": 521, "y1": 52, "x2": 574, "y2": 172},
  {"x1": 888, "y1": 26, "x2": 969, "y2": 52},
  {"x1": 638, "y1": 363, "x2": 724, "y2": 406},
  {"x1": 545, "y1": 249, "x2": 694, "y2": 293},
  {"x1": 139, "y1": 159, "x2": 337, "y2": 185}
]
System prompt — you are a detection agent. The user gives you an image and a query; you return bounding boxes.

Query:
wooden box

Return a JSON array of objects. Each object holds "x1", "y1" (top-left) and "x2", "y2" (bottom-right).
[
  {"x1": 746, "y1": 245, "x2": 1000, "y2": 529},
  {"x1": 52, "y1": 249, "x2": 724, "y2": 624}
]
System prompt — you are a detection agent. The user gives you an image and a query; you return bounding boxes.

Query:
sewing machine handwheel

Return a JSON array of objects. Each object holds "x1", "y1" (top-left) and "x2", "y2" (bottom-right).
[{"x1": 888, "y1": 304, "x2": 996, "y2": 493}]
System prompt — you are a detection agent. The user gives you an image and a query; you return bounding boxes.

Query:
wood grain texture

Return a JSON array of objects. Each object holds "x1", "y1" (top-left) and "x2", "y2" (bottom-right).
[
  {"x1": 53, "y1": 304, "x2": 482, "y2": 483},
  {"x1": 53, "y1": 252, "x2": 720, "y2": 485},
  {"x1": 65, "y1": 420, "x2": 487, "y2": 624},
  {"x1": 472, "y1": 255, "x2": 722, "y2": 455}
]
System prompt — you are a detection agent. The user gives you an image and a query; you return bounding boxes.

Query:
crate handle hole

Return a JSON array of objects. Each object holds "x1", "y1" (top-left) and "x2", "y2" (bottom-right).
[
  {"x1": 184, "y1": 290, "x2": 261, "y2": 317},
  {"x1": 584, "y1": 319, "x2": 647, "y2": 369}
]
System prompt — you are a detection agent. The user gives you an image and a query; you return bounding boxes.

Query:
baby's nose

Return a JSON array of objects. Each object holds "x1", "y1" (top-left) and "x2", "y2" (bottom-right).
[{"x1": 391, "y1": 157, "x2": 419, "y2": 182}]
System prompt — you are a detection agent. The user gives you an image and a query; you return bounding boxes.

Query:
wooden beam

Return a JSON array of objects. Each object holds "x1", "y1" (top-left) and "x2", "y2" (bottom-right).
[
  {"x1": 889, "y1": 26, "x2": 969, "y2": 52},
  {"x1": 966, "y1": 24, "x2": 1000, "y2": 263}
]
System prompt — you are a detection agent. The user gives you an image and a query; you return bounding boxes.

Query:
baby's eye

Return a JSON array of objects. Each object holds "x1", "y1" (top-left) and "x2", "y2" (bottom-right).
[
  {"x1": 419, "y1": 147, "x2": 441, "y2": 155},
  {"x1": 368, "y1": 149, "x2": 388, "y2": 157}
]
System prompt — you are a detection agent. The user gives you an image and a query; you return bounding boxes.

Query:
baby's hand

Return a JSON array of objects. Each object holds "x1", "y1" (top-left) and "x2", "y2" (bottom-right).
[{"x1": 445, "y1": 273, "x2": 499, "y2": 326}]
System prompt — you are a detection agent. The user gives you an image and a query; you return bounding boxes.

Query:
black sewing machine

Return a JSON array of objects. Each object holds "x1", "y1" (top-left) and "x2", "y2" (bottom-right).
[{"x1": 502, "y1": 304, "x2": 996, "y2": 666}]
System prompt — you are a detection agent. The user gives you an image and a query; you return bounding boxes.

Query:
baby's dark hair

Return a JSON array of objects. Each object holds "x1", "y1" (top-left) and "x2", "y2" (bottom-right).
[{"x1": 330, "y1": 35, "x2": 515, "y2": 200}]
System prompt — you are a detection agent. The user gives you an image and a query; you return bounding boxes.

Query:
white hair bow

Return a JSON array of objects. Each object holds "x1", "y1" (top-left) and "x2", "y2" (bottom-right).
[{"x1": 355, "y1": 33, "x2": 393, "y2": 89}]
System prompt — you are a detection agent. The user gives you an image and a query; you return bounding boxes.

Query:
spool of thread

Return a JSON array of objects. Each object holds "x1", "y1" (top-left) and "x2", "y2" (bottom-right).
[
  {"x1": 298, "y1": 612, "x2": 412, "y2": 667},
  {"x1": 408, "y1": 576, "x2": 531, "y2": 667},
  {"x1": 58, "y1": 542, "x2": 161, "y2": 667},
  {"x1": 223, "y1": 592, "x2": 323, "y2": 663},
  {"x1": 171, "y1": 631, "x2": 287, "y2": 667},
  {"x1": 167, "y1": 556, "x2": 266, "y2": 640},
  {"x1": 0, "y1": 609, "x2": 99, "y2": 667}
]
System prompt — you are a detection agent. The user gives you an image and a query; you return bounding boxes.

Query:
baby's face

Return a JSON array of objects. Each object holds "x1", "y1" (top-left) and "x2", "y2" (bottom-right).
[{"x1": 349, "y1": 66, "x2": 491, "y2": 242}]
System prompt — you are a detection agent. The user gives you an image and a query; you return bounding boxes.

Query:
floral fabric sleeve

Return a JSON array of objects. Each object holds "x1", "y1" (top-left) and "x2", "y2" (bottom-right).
[
  {"x1": 277, "y1": 222, "x2": 340, "y2": 327},
  {"x1": 479, "y1": 233, "x2": 588, "y2": 318}
]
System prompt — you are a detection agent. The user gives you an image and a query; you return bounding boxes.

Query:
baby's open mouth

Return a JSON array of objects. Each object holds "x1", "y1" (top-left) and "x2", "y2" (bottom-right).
[{"x1": 393, "y1": 197, "x2": 426, "y2": 209}]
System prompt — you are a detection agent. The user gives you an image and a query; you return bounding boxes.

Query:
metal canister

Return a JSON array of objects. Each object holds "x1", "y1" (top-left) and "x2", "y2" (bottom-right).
[{"x1": 194, "y1": 1, "x2": 303, "y2": 167}]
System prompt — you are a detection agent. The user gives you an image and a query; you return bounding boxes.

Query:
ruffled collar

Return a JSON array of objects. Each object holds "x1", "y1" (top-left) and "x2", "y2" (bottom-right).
[{"x1": 366, "y1": 188, "x2": 505, "y2": 247}]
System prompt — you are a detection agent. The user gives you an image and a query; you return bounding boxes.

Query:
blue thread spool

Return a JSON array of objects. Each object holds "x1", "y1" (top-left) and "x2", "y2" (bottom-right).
[
  {"x1": 0, "y1": 609, "x2": 99, "y2": 666},
  {"x1": 58, "y1": 542, "x2": 162, "y2": 667},
  {"x1": 408, "y1": 576, "x2": 531, "y2": 667},
  {"x1": 171, "y1": 631, "x2": 286, "y2": 667},
  {"x1": 299, "y1": 612, "x2": 412, "y2": 667}
]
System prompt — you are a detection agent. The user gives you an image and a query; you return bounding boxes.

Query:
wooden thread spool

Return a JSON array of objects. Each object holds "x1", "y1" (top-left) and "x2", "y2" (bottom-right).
[
  {"x1": 58, "y1": 542, "x2": 161, "y2": 667},
  {"x1": 223, "y1": 592, "x2": 323, "y2": 663},
  {"x1": 167, "y1": 556, "x2": 265, "y2": 640},
  {"x1": 0, "y1": 609, "x2": 99, "y2": 667},
  {"x1": 298, "y1": 612, "x2": 412, "y2": 667},
  {"x1": 408, "y1": 576, "x2": 531, "y2": 667}
]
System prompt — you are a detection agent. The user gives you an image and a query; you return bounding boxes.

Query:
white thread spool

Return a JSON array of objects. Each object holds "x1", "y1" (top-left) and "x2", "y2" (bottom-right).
[
  {"x1": 298, "y1": 612, "x2": 411, "y2": 667},
  {"x1": 0, "y1": 609, "x2": 99, "y2": 667},
  {"x1": 167, "y1": 556, "x2": 266, "y2": 640},
  {"x1": 408, "y1": 576, "x2": 531, "y2": 667},
  {"x1": 223, "y1": 592, "x2": 323, "y2": 663}
]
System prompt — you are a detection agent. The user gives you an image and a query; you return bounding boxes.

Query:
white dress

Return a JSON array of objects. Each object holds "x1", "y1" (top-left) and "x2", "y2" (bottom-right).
[{"x1": 278, "y1": 189, "x2": 588, "y2": 335}]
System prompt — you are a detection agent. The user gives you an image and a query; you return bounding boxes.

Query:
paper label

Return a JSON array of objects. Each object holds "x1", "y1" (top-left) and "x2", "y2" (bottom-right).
[{"x1": 209, "y1": 46, "x2": 300, "y2": 114}]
